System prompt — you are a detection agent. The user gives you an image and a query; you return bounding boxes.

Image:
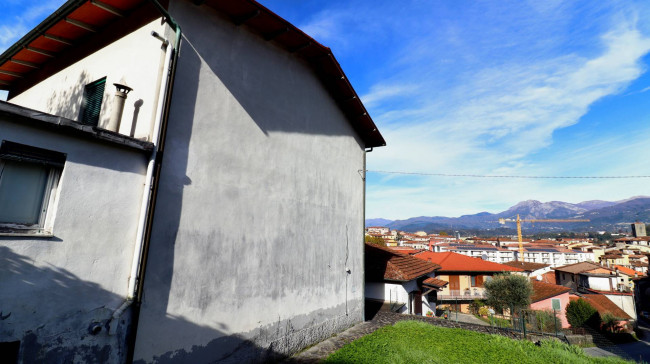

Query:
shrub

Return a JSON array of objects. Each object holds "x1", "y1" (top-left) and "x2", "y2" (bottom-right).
[
  {"x1": 566, "y1": 299, "x2": 599, "y2": 328},
  {"x1": 469, "y1": 299, "x2": 485, "y2": 315},
  {"x1": 530, "y1": 310, "x2": 559, "y2": 333},
  {"x1": 478, "y1": 306, "x2": 490, "y2": 317}
]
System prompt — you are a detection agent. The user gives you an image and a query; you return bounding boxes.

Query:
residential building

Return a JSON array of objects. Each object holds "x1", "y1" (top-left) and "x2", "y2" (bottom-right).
[
  {"x1": 518, "y1": 246, "x2": 593, "y2": 267},
  {"x1": 413, "y1": 251, "x2": 524, "y2": 313},
  {"x1": 0, "y1": 0, "x2": 385, "y2": 362},
  {"x1": 366, "y1": 226, "x2": 390, "y2": 235},
  {"x1": 572, "y1": 294, "x2": 633, "y2": 325},
  {"x1": 530, "y1": 280, "x2": 571, "y2": 328},
  {"x1": 502, "y1": 261, "x2": 551, "y2": 279},
  {"x1": 555, "y1": 262, "x2": 619, "y2": 292},
  {"x1": 365, "y1": 243, "x2": 444, "y2": 317},
  {"x1": 432, "y1": 243, "x2": 516, "y2": 263}
]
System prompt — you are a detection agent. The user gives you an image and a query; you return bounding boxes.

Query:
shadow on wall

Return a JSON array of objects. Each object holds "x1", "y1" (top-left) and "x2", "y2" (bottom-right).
[
  {"x1": 45, "y1": 71, "x2": 94, "y2": 123},
  {"x1": 180, "y1": 8, "x2": 362, "y2": 143},
  {"x1": 0, "y1": 246, "x2": 282, "y2": 363},
  {"x1": 43, "y1": 71, "x2": 143, "y2": 134}
]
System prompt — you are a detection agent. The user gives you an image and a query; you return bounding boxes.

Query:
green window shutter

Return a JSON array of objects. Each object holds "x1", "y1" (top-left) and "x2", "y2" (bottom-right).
[{"x1": 81, "y1": 77, "x2": 106, "y2": 126}]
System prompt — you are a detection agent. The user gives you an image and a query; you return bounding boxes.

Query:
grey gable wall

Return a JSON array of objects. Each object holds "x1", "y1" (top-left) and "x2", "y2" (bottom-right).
[{"x1": 133, "y1": 1, "x2": 366, "y2": 363}]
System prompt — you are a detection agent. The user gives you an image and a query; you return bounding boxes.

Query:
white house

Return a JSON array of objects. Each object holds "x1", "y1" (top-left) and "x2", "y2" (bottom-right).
[
  {"x1": 0, "y1": 0, "x2": 385, "y2": 362},
  {"x1": 364, "y1": 243, "x2": 445, "y2": 317}
]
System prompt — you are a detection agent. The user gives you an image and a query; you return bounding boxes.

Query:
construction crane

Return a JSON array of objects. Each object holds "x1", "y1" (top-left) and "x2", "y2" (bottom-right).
[{"x1": 498, "y1": 215, "x2": 590, "y2": 261}]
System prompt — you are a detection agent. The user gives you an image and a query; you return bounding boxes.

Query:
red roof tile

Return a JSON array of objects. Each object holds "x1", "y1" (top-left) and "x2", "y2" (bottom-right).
[
  {"x1": 502, "y1": 261, "x2": 550, "y2": 272},
  {"x1": 613, "y1": 265, "x2": 639, "y2": 277},
  {"x1": 530, "y1": 280, "x2": 571, "y2": 302},
  {"x1": 365, "y1": 243, "x2": 440, "y2": 282},
  {"x1": 423, "y1": 277, "x2": 448, "y2": 289},
  {"x1": 570, "y1": 295, "x2": 631, "y2": 320},
  {"x1": 413, "y1": 251, "x2": 524, "y2": 273}
]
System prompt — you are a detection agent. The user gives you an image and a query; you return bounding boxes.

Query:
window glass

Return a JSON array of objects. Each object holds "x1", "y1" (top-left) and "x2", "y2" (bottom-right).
[{"x1": 0, "y1": 161, "x2": 48, "y2": 225}]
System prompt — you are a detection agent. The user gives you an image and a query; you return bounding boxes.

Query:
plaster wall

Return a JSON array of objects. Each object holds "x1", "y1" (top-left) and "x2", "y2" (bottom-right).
[
  {"x1": 530, "y1": 292, "x2": 570, "y2": 328},
  {"x1": 134, "y1": 1, "x2": 367, "y2": 362},
  {"x1": 365, "y1": 282, "x2": 409, "y2": 304},
  {"x1": 603, "y1": 294, "x2": 636, "y2": 320},
  {"x1": 0, "y1": 117, "x2": 148, "y2": 362},
  {"x1": 9, "y1": 20, "x2": 167, "y2": 141},
  {"x1": 587, "y1": 276, "x2": 615, "y2": 291}
]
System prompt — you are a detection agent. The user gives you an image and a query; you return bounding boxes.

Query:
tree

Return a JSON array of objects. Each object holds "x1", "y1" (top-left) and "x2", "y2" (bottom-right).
[
  {"x1": 365, "y1": 235, "x2": 386, "y2": 246},
  {"x1": 483, "y1": 273, "x2": 532, "y2": 314},
  {"x1": 566, "y1": 298, "x2": 599, "y2": 328}
]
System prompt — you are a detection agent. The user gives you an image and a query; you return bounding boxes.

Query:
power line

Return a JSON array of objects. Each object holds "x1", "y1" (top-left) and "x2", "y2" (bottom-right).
[{"x1": 364, "y1": 170, "x2": 650, "y2": 179}]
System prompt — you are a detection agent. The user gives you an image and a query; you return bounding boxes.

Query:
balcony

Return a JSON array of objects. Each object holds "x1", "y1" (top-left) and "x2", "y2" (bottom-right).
[{"x1": 439, "y1": 288, "x2": 486, "y2": 300}]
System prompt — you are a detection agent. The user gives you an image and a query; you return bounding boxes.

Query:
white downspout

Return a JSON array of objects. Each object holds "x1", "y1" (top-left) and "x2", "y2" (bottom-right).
[{"x1": 127, "y1": 33, "x2": 173, "y2": 299}]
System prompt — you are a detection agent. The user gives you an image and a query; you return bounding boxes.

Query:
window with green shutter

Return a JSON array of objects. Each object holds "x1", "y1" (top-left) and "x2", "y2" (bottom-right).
[{"x1": 80, "y1": 77, "x2": 106, "y2": 126}]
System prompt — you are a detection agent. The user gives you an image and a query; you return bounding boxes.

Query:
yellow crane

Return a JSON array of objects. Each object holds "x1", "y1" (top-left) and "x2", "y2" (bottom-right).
[{"x1": 498, "y1": 215, "x2": 590, "y2": 261}]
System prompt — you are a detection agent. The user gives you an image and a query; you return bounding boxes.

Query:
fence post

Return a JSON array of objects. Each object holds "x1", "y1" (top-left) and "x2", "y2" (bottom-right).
[{"x1": 522, "y1": 309, "x2": 527, "y2": 339}]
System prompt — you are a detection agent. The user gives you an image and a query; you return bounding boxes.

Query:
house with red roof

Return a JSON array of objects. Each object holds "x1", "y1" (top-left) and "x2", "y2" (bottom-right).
[
  {"x1": 530, "y1": 280, "x2": 571, "y2": 328},
  {"x1": 413, "y1": 251, "x2": 523, "y2": 313},
  {"x1": 570, "y1": 294, "x2": 633, "y2": 330},
  {"x1": 365, "y1": 243, "x2": 445, "y2": 318}
]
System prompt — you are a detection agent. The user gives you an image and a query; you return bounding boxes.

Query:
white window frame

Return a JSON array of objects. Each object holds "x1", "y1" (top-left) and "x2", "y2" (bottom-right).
[{"x1": 0, "y1": 141, "x2": 64, "y2": 236}]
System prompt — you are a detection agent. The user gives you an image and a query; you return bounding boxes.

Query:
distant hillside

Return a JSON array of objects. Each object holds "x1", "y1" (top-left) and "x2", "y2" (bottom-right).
[
  {"x1": 366, "y1": 196, "x2": 650, "y2": 233},
  {"x1": 365, "y1": 218, "x2": 394, "y2": 227}
]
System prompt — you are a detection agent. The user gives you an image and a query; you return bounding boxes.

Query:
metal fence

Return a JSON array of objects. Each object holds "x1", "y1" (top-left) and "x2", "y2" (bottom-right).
[{"x1": 486, "y1": 308, "x2": 566, "y2": 340}]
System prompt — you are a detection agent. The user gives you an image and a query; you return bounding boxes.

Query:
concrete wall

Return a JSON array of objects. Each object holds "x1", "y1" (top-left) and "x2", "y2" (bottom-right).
[
  {"x1": 9, "y1": 20, "x2": 167, "y2": 141},
  {"x1": 603, "y1": 294, "x2": 636, "y2": 320},
  {"x1": 0, "y1": 117, "x2": 148, "y2": 363},
  {"x1": 133, "y1": 1, "x2": 366, "y2": 362}
]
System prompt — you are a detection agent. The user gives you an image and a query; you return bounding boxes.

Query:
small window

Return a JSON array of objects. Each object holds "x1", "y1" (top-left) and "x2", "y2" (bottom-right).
[
  {"x1": 80, "y1": 77, "x2": 106, "y2": 126},
  {"x1": 0, "y1": 141, "x2": 64, "y2": 235}
]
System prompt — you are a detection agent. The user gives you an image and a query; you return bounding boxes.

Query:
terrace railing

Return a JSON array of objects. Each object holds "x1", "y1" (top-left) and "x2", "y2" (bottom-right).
[{"x1": 439, "y1": 289, "x2": 486, "y2": 300}]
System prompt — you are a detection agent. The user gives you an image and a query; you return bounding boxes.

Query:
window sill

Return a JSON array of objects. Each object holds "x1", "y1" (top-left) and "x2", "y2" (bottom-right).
[{"x1": 0, "y1": 229, "x2": 54, "y2": 238}]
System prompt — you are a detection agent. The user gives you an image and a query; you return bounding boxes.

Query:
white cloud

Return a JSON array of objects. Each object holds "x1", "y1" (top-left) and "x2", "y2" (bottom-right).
[
  {"x1": 366, "y1": 19, "x2": 650, "y2": 219},
  {"x1": 0, "y1": 1, "x2": 63, "y2": 50}
]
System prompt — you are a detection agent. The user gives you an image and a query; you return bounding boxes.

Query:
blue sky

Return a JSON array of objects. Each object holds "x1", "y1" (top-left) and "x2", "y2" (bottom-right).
[{"x1": 3, "y1": 1, "x2": 650, "y2": 219}]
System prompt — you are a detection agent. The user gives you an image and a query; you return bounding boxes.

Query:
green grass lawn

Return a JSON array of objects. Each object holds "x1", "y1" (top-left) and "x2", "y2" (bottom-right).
[{"x1": 324, "y1": 321, "x2": 632, "y2": 364}]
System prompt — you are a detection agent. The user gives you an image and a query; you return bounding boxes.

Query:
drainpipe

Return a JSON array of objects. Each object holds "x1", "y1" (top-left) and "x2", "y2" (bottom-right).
[
  {"x1": 126, "y1": 1, "x2": 182, "y2": 361},
  {"x1": 126, "y1": 38, "x2": 172, "y2": 299}
]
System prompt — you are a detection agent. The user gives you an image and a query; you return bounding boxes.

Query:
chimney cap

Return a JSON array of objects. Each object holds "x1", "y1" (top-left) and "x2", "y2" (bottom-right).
[{"x1": 114, "y1": 83, "x2": 133, "y2": 94}]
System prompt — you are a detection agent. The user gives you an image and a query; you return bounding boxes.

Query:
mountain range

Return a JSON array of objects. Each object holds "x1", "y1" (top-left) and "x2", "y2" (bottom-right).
[{"x1": 366, "y1": 196, "x2": 650, "y2": 233}]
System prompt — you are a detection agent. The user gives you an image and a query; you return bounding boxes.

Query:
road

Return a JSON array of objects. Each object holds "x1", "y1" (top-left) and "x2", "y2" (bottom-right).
[{"x1": 615, "y1": 319, "x2": 650, "y2": 363}]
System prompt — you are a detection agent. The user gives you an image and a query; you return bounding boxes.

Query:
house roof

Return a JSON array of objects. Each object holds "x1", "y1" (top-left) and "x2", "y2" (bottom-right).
[
  {"x1": 0, "y1": 0, "x2": 385, "y2": 148},
  {"x1": 387, "y1": 247, "x2": 421, "y2": 255},
  {"x1": 501, "y1": 261, "x2": 550, "y2": 272},
  {"x1": 423, "y1": 277, "x2": 448, "y2": 289},
  {"x1": 365, "y1": 243, "x2": 441, "y2": 282},
  {"x1": 538, "y1": 271, "x2": 557, "y2": 285},
  {"x1": 570, "y1": 294, "x2": 631, "y2": 320},
  {"x1": 413, "y1": 251, "x2": 524, "y2": 273},
  {"x1": 554, "y1": 261, "x2": 610, "y2": 274},
  {"x1": 613, "y1": 265, "x2": 639, "y2": 277},
  {"x1": 530, "y1": 280, "x2": 570, "y2": 303}
]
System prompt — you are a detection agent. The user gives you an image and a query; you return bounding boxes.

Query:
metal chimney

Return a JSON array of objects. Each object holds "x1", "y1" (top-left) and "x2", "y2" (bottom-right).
[{"x1": 106, "y1": 82, "x2": 133, "y2": 132}]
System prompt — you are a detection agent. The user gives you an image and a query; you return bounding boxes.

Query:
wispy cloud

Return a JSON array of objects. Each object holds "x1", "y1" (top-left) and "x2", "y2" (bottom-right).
[
  {"x1": 364, "y1": 5, "x2": 650, "y2": 219},
  {"x1": 0, "y1": 0, "x2": 63, "y2": 50}
]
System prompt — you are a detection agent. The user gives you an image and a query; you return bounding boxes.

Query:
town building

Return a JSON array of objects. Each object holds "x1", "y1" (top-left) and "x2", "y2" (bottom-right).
[
  {"x1": 365, "y1": 243, "x2": 444, "y2": 317},
  {"x1": 530, "y1": 280, "x2": 571, "y2": 328},
  {"x1": 413, "y1": 251, "x2": 524, "y2": 313}
]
